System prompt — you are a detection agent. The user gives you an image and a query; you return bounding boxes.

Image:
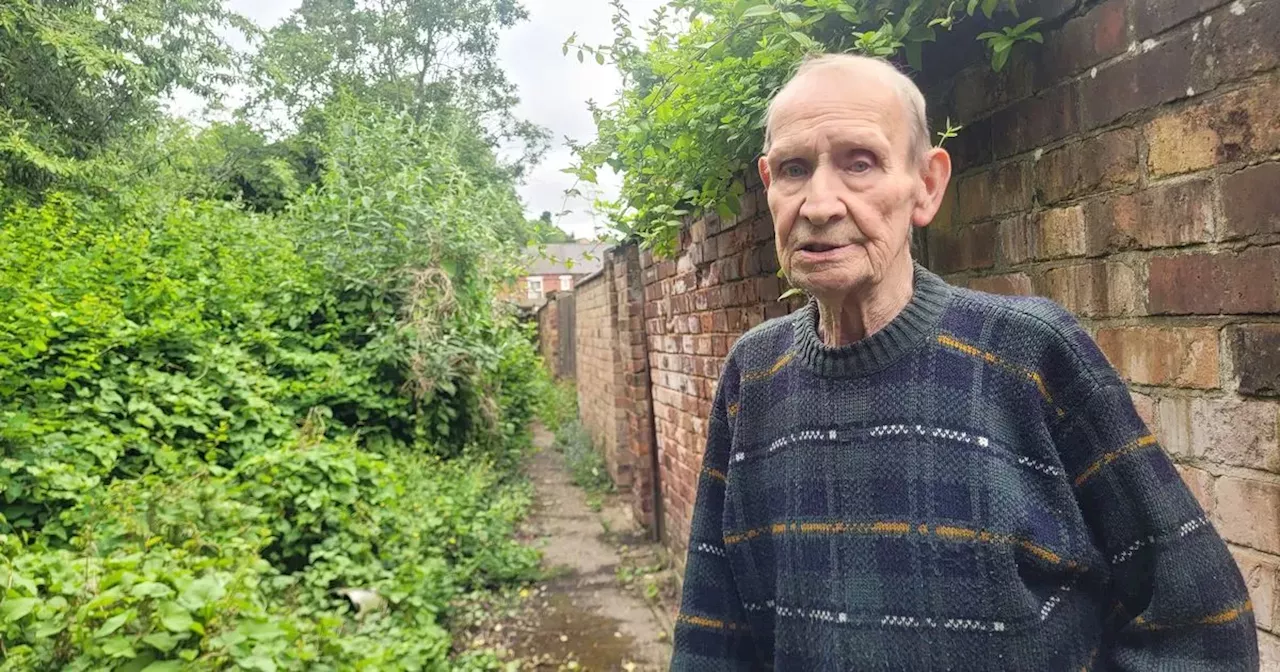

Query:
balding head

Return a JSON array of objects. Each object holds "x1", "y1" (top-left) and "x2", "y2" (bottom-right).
[{"x1": 763, "y1": 54, "x2": 930, "y2": 163}]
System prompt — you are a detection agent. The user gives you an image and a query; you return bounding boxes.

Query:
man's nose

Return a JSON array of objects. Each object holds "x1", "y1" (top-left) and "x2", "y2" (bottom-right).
[{"x1": 798, "y1": 164, "x2": 845, "y2": 227}]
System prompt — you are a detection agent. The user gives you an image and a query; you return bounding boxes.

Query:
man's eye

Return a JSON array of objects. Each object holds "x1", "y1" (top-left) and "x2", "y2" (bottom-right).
[
  {"x1": 780, "y1": 162, "x2": 808, "y2": 178},
  {"x1": 851, "y1": 160, "x2": 873, "y2": 173}
]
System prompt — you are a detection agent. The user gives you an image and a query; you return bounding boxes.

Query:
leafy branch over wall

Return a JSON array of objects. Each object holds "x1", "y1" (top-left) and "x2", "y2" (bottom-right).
[{"x1": 563, "y1": 0, "x2": 1043, "y2": 256}]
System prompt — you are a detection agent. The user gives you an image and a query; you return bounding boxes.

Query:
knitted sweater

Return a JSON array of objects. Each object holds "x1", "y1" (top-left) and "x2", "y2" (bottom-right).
[{"x1": 670, "y1": 263, "x2": 1257, "y2": 671}]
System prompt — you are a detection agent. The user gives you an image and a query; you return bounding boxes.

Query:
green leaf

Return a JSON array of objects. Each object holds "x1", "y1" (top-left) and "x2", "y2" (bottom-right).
[
  {"x1": 142, "y1": 631, "x2": 182, "y2": 653},
  {"x1": 595, "y1": 52, "x2": 605, "y2": 65},
  {"x1": 95, "y1": 610, "x2": 131, "y2": 638},
  {"x1": 981, "y1": 0, "x2": 999, "y2": 18},
  {"x1": 780, "y1": 11, "x2": 802, "y2": 26},
  {"x1": 1, "y1": 598, "x2": 38, "y2": 622},
  {"x1": 905, "y1": 41, "x2": 923, "y2": 70},
  {"x1": 742, "y1": 4, "x2": 777, "y2": 18},
  {"x1": 159, "y1": 602, "x2": 194, "y2": 633},
  {"x1": 101, "y1": 635, "x2": 137, "y2": 658},
  {"x1": 779, "y1": 287, "x2": 804, "y2": 301},
  {"x1": 141, "y1": 662, "x2": 186, "y2": 672},
  {"x1": 992, "y1": 46, "x2": 1011, "y2": 71},
  {"x1": 178, "y1": 575, "x2": 224, "y2": 612},
  {"x1": 1013, "y1": 17, "x2": 1042, "y2": 32},
  {"x1": 967, "y1": 0, "x2": 980, "y2": 14}
]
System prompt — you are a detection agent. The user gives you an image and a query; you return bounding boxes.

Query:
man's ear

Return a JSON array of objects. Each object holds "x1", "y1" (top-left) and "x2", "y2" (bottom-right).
[
  {"x1": 912, "y1": 147, "x2": 952, "y2": 228},
  {"x1": 758, "y1": 155, "x2": 772, "y2": 190}
]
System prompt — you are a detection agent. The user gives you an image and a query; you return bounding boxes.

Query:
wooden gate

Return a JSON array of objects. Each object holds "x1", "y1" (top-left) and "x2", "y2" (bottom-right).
[{"x1": 556, "y1": 293, "x2": 576, "y2": 378}]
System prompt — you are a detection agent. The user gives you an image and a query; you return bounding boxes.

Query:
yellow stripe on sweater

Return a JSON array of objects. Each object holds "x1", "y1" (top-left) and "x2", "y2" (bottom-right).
[
  {"x1": 936, "y1": 334, "x2": 1065, "y2": 417},
  {"x1": 1132, "y1": 600, "x2": 1252, "y2": 631},
  {"x1": 723, "y1": 519, "x2": 1072, "y2": 567},
  {"x1": 1073, "y1": 434, "x2": 1158, "y2": 487},
  {"x1": 742, "y1": 351, "x2": 796, "y2": 382}
]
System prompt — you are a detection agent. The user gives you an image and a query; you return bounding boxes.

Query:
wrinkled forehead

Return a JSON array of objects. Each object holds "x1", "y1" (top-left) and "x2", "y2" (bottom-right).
[{"x1": 765, "y1": 66, "x2": 912, "y2": 155}]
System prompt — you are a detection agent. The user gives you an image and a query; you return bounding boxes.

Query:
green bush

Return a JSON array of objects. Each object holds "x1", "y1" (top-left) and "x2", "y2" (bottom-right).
[
  {"x1": 535, "y1": 378, "x2": 578, "y2": 433},
  {"x1": 0, "y1": 98, "x2": 544, "y2": 671}
]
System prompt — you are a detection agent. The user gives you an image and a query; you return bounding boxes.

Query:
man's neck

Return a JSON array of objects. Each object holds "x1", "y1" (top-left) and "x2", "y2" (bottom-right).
[{"x1": 816, "y1": 257, "x2": 915, "y2": 347}]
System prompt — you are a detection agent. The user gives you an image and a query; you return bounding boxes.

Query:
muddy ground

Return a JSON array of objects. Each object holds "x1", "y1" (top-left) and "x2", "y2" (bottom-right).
[{"x1": 452, "y1": 426, "x2": 676, "y2": 671}]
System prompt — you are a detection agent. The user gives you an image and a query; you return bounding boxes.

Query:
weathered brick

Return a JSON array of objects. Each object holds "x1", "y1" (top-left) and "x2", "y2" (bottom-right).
[
  {"x1": 1262, "y1": 630, "x2": 1280, "y2": 667},
  {"x1": 1096, "y1": 326, "x2": 1220, "y2": 388},
  {"x1": 1040, "y1": 0, "x2": 1131, "y2": 82},
  {"x1": 956, "y1": 171, "x2": 992, "y2": 225},
  {"x1": 1231, "y1": 545, "x2": 1279, "y2": 631},
  {"x1": 932, "y1": 183, "x2": 959, "y2": 230},
  {"x1": 1084, "y1": 179, "x2": 1214, "y2": 254},
  {"x1": 948, "y1": 116, "x2": 993, "y2": 173},
  {"x1": 1080, "y1": 31, "x2": 1203, "y2": 130},
  {"x1": 1214, "y1": 476, "x2": 1280, "y2": 554},
  {"x1": 1039, "y1": 261, "x2": 1143, "y2": 317},
  {"x1": 1157, "y1": 396, "x2": 1194, "y2": 459},
  {"x1": 991, "y1": 83, "x2": 1080, "y2": 158},
  {"x1": 968, "y1": 273, "x2": 1034, "y2": 296},
  {"x1": 1149, "y1": 248, "x2": 1280, "y2": 315},
  {"x1": 1033, "y1": 206, "x2": 1087, "y2": 260},
  {"x1": 1135, "y1": 0, "x2": 1228, "y2": 38},
  {"x1": 1176, "y1": 464, "x2": 1216, "y2": 514},
  {"x1": 1033, "y1": 128, "x2": 1140, "y2": 205},
  {"x1": 999, "y1": 215, "x2": 1033, "y2": 265},
  {"x1": 1146, "y1": 77, "x2": 1280, "y2": 177},
  {"x1": 953, "y1": 59, "x2": 1035, "y2": 124},
  {"x1": 1131, "y1": 391, "x2": 1160, "y2": 432},
  {"x1": 931, "y1": 222, "x2": 999, "y2": 273},
  {"x1": 1222, "y1": 162, "x2": 1280, "y2": 240},
  {"x1": 1191, "y1": 397, "x2": 1280, "y2": 472},
  {"x1": 1199, "y1": 0, "x2": 1280, "y2": 87},
  {"x1": 1232, "y1": 325, "x2": 1280, "y2": 397}
]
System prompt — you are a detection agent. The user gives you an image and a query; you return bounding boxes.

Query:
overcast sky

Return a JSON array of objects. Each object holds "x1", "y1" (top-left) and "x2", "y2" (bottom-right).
[{"x1": 206, "y1": 0, "x2": 668, "y2": 240}]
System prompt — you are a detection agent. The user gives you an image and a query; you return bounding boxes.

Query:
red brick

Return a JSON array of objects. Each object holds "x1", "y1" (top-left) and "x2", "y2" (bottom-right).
[
  {"x1": 947, "y1": 116, "x2": 993, "y2": 172},
  {"x1": 1222, "y1": 162, "x2": 1280, "y2": 240},
  {"x1": 1040, "y1": 0, "x2": 1131, "y2": 82},
  {"x1": 1084, "y1": 179, "x2": 1214, "y2": 254},
  {"x1": 1135, "y1": 0, "x2": 1228, "y2": 38},
  {"x1": 1080, "y1": 31, "x2": 1203, "y2": 130},
  {"x1": 931, "y1": 222, "x2": 998, "y2": 274},
  {"x1": 991, "y1": 83, "x2": 1080, "y2": 158},
  {"x1": 1199, "y1": 0, "x2": 1280, "y2": 87},
  {"x1": 952, "y1": 162, "x2": 1029, "y2": 231},
  {"x1": 1149, "y1": 248, "x2": 1280, "y2": 315},
  {"x1": 1146, "y1": 77, "x2": 1280, "y2": 177},
  {"x1": 998, "y1": 215, "x2": 1033, "y2": 266},
  {"x1": 1231, "y1": 325, "x2": 1280, "y2": 397},
  {"x1": 1038, "y1": 261, "x2": 1144, "y2": 317},
  {"x1": 1033, "y1": 128, "x2": 1140, "y2": 205},
  {"x1": 1214, "y1": 476, "x2": 1280, "y2": 554},
  {"x1": 1096, "y1": 326, "x2": 1220, "y2": 388},
  {"x1": 968, "y1": 273, "x2": 1034, "y2": 296},
  {"x1": 1032, "y1": 206, "x2": 1087, "y2": 260},
  {"x1": 1130, "y1": 391, "x2": 1160, "y2": 433}
]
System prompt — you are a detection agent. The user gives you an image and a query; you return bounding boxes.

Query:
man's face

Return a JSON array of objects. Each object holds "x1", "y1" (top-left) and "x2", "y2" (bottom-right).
[{"x1": 759, "y1": 69, "x2": 925, "y2": 299}]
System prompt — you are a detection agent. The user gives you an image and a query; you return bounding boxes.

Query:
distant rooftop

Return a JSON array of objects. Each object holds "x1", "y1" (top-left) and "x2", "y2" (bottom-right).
[{"x1": 521, "y1": 242, "x2": 606, "y2": 276}]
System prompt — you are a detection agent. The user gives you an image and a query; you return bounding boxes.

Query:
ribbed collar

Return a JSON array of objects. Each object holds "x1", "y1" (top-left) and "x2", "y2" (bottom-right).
[{"x1": 791, "y1": 262, "x2": 954, "y2": 378}]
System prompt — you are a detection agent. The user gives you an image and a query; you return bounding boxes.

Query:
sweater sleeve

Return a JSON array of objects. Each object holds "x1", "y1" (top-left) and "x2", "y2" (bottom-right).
[
  {"x1": 670, "y1": 358, "x2": 760, "y2": 671},
  {"x1": 1060, "y1": 381, "x2": 1258, "y2": 670}
]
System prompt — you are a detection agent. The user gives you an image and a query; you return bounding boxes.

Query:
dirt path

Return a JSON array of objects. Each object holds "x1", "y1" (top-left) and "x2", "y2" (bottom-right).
[{"x1": 455, "y1": 426, "x2": 674, "y2": 670}]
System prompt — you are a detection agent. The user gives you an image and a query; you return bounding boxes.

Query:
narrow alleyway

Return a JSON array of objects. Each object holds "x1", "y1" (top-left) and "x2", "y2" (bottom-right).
[{"x1": 455, "y1": 426, "x2": 674, "y2": 670}]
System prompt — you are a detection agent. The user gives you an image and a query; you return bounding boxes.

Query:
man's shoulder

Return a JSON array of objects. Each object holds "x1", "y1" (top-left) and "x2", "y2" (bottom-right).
[
  {"x1": 725, "y1": 310, "x2": 799, "y2": 369},
  {"x1": 947, "y1": 284, "x2": 1117, "y2": 390}
]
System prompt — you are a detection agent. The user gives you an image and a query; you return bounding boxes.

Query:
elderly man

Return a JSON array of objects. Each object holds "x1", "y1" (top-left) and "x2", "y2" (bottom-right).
[{"x1": 670, "y1": 54, "x2": 1257, "y2": 670}]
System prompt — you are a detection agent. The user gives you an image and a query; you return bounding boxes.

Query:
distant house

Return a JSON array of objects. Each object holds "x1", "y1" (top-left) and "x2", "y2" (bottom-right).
[{"x1": 505, "y1": 242, "x2": 605, "y2": 309}]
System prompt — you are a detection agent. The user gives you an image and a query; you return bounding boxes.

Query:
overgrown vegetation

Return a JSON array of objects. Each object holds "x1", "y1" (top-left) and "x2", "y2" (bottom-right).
[
  {"x1": 0, "y1": 1, "x2": 563, "y2": 669},
  {"x1": 552, "y1": 421, "x2": 615, "y2": 506},
  {"x1": 563, "y1": 0, "x2": 1042, "y2": 254}
]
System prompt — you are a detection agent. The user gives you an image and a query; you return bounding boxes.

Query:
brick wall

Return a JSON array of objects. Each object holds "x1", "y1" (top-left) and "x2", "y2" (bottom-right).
[
  {"x1": 922, "y1": 0, "x2": 1279, "y2": 656},
  {"x1": 639, "y1": 174, "x2": 808, "y2": 560},
  {"x1": 573, "y1": 271, "x2": 632, "y2": 490},
  {"x1": 543, "y1": 0, "x2": 1279, "y2": 653}
]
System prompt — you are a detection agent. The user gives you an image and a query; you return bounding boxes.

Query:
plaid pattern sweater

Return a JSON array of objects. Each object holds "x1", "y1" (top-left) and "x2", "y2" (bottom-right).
[{"x1": 671, "y1": 263, "x2": 1257, "y2": 671}]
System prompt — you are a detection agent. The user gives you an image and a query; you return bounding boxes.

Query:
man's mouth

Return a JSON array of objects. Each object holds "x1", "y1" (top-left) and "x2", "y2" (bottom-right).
[{"x1": 798, "y1": 242, "x2": 846, "y2": 253}]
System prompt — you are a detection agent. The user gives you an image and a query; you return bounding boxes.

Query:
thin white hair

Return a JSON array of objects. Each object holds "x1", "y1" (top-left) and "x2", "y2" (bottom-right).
[{"x1": 762, "y1": 53, "x2": 931, "y2": 162}]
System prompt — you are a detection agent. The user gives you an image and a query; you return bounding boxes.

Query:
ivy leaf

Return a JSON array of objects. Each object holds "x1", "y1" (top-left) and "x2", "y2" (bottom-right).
[
  {"x1": 742, "y1": 4, "x2": 777, "y2": 18},
  {"x1": 142, "y1": 631, "x2": 182, "y2": 653}
]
